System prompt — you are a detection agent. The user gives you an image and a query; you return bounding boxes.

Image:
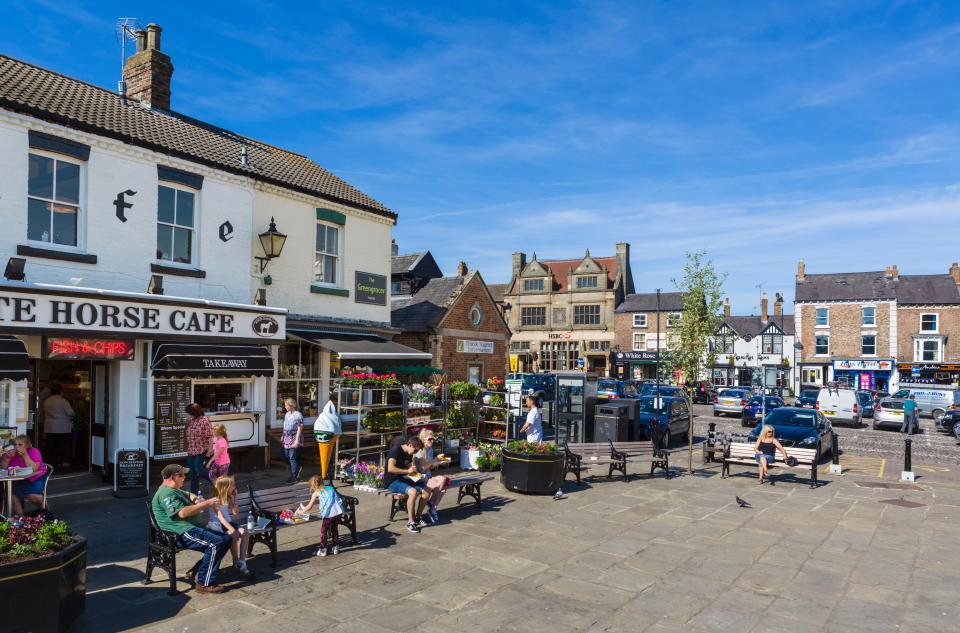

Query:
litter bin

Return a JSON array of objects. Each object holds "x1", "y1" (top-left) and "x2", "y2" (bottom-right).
[{"x1": 594, "y1": 402, "x2": 630, "y2": 443}]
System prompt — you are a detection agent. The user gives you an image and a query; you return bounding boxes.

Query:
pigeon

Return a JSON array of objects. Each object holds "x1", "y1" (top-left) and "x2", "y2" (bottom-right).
[
  {"x1": 554, "y1": 489, "x2": 565, "y2": 500},
  {"x1": 735, "y1": 496, "x2": 751, "y2": 508}
]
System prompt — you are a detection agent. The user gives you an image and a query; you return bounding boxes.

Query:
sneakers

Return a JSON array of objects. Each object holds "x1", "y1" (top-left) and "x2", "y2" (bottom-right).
[
  {"x1": 414, "y1": 515, "x2": 427, "y2": 529},
  {"x1": 331, "y1": 545, "x2": 339, "y2": 555},
  {"x1": 235, "y1": 560, "x2": 254, "y2": 580},
  {"x1": 284, "y1": 479, "x2": 296, "y2": 485},
  {"x1": 406, "y1": 521, "x2": 421, "y2": 534},
  {"x1": 316, "y1": 547, "x2": 328, "y2": 557},
  {"x1": 427, "y1": 505, "x2": 440, "y2": 524}
]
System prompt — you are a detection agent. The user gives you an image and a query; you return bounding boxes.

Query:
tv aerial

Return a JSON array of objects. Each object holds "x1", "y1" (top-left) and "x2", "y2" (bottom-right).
[{"x1": 115, "y1": 17, "x2": 142, "y2": 98}]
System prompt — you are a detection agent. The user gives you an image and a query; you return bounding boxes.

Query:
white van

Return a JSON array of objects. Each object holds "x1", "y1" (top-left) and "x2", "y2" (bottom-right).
[
  {"x1": 891, "y1": 387, "x2": 960, "y2": 419},
  {"x1": 816, "y1": 387, "x2": 862, "y2": 427}
]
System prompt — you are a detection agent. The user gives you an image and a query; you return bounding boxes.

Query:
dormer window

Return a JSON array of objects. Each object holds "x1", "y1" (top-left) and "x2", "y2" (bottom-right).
[
  {"x1": 523, "y1": 278, "x2": 545, "y2": 292},
  {"x1": 576, "y1": 276, "x2": 598, "y2": 289}
]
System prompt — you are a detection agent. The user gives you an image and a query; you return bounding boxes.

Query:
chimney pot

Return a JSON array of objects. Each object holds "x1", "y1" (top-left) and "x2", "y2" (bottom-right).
[
  {"x1": 457, "y1": 261, "x2": 468, "y2": 277},
  {"x1": 761, "y1": 292, "x2": 769, "y2": 322},
  {"x1": 950, "y1": 262, "x2": 960, "y2": 286},
  {"x1": 146, "y1": 23, "x2": 162, "y2": 50},
  {"x1": 885, "y1": 266, "x2": 892, "y2": 278},
  {"x1": 723, "y1": 297, "x2": 730, "y2": 319},
  {"x1": 796, "y1": 259, "x2": 806, "y2": 282},
  {"x1": 891, "y1": 264, "x2": 899, "y2": 280},
  {"x1": 134, "y1": 29, "x2": 147, "y2": 53}
]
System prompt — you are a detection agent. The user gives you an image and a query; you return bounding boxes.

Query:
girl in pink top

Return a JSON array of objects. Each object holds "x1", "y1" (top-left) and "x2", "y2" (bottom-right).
[
  {"x1": 1, "y1": 434, "x2": 48, "y2": 516},
  {"x1": 206, "y1": 424, "x2": 231, "y2": 479}
]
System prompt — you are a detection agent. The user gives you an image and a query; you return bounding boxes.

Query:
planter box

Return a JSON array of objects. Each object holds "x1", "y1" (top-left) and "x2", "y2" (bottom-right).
[
  {"x1": 1, "y1": 536, "x2": 86, "y2": 633},
  {"x1": 501, "y1": 448, "x2": 564, "y2": 494},
  {"x1": 460, "y1": 448, "x2": 480, "y2": 470}
]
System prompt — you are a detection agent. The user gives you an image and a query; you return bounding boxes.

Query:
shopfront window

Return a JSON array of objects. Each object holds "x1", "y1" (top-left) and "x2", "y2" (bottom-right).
[
  {"x1": 193, "y1": 381, "x2": 251, "y2": 413},
  {"x1": 539, "y1": 341, "x2": 579, "y2": 371},
  {"x1": 276, "y1": 340, "x2": 322, "y2": 425},
  {"x1": 0, "y1": 382, "x2": 10, "y2": 426},
  {"x1": 802, "y1": 367, "x2": 823, "y2": 385}
]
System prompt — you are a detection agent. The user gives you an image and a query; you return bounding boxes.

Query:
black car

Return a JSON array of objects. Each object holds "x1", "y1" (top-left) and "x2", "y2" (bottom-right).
[
  {"x1": 796, "y1": 389, "x2": 819, "y2": 409},
  {"x1": 690, "y1": 381, "x2": 717, "y2": 404},
  {"x1": 935, "y1": 408, "x2": 960, "y2": 438},
  {"x1": 747, "y1": 407, "x2": 835, "y2": 458},
  {"x1": 636, "y1": 395, "x2": 691, "y2": 447}
]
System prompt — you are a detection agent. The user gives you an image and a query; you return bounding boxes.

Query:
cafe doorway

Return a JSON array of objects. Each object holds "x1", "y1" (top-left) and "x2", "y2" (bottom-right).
[{"x1": 30, "y1": 360, "x2": 110, "y2": 473}]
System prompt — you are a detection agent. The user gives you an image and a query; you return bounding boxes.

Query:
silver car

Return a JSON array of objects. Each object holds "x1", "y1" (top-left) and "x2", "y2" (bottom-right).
[
  {"x1": 874, "y1": 399, "x2": 907, "y2": 431},
  {"x1": 713, "y1": 388, "x2": 751, "y2": 417}
]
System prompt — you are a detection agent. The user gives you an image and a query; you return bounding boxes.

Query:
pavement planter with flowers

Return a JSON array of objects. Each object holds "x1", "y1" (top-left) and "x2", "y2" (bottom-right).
[
  {"x1": 500, "y1": 440, "x2": 564, "y2": 494},
  {"x1": 0, "y1": 516, "x2": 86, "y2": 632}
]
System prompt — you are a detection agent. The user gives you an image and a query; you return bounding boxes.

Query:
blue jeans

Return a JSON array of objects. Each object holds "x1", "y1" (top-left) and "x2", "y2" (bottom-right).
[
  {"x1": 176, "y1": 526, "x2": 231, "y2": 587},
  {"x1": 186, "y1": 454, "x2": 208, "y2": 494},
  {"x1": 283, "y1": 447, "x2": 299, "y2": 480},
  {"x1": 387, "y1": 479, "x2": 426, "y2": 495}
]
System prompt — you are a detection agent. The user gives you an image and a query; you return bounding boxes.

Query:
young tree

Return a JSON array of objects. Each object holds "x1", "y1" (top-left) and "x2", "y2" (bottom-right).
[{"x1": 667, "y1": 251, "x2": 726, "y2": 473}]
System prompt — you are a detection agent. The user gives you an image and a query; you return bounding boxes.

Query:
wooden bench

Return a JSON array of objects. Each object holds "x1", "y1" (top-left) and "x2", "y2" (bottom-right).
[
  {"x1": 377, "y1": 472, "x2": 494, "y2": 521},
  {"x1": 721, "y1": 442, "x2": 820, "y2": 488},
  {"x1": 564, "y1": 440, "x2": 669, "y2": 483},
  {"x1": 245, "y1": 483, "x2": 359, "y2": 566}
]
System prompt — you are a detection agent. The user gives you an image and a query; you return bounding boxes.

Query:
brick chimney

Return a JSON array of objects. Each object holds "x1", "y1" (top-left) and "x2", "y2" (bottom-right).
[
  {"x1": 796, "y1": 259, "x2": 805, "y2": 282},
  {"x1": 773, "y1": 293, "x2": 783, "y2": 317},
  {"x1": 761, "y1": 292, "x2": 768, "y2": 322},
  {"x1": 723, "y1": 297, "x2": 730, "y2": 318},
  {"x1": 123, "y1": 24, "x2": 173, "y2": 110},
  {"x1": 391, "y1": 239, "x2": 398, "y2": 257},
  {"x1": 456, "y1": 261, "x2": 468, "y2": 277},
  {"x1": 884, "y1": 266, "x2": 892, "y2": 278},
  {"x1": 891, "y1": 264, "x2": 899, "y2": 281},
  {"x1": 950, "y1": 262, "x2": 960, "y2": 286}
]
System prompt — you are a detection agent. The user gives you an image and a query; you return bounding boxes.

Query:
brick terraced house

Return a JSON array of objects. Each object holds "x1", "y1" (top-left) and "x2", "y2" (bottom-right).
[
  {"x1": 612, "y1": 291, "x2": 684, "y2": 380},
  {"x1": 794, "y1": 260, "x2": 960, "y2": 391},
  {"x1": 504, "y1": 245, "x2": 634, "y2": 376},
  {"x1": 391, "y1": 257, "x2": 509, "y2": 384}
]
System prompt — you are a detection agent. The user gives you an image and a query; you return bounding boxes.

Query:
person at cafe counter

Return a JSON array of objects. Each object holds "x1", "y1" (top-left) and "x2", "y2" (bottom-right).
[
  {"x1": 151, "y1": 463, "x2": 232, "y2": 593},
  {"x1": 185, "y1": 403, "x2": 214, "y2": 494},
  {"x1": 42, "y1": 383, "x2": 75, "y2": 469}
]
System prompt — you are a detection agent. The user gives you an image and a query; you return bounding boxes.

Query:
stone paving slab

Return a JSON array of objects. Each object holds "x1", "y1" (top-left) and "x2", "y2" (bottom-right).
[{"x1": 54, "y1": 457, "x2": 960, "y2": 633}]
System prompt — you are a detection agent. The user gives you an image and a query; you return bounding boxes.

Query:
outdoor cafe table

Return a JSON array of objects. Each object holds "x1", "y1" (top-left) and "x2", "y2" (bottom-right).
[{"x1": 0, "y1": 471, "x2": 32, "y2": 516}]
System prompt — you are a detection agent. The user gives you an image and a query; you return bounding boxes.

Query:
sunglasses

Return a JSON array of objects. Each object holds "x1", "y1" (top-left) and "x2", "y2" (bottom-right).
[{"x1": 425, "y1": 438, "x2": 435, "y2": 442}]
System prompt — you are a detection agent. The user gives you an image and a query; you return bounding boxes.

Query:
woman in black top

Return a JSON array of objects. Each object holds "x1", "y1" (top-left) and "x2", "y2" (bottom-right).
[{"x1": 754, "y1": 425, "x2": 789, "y2": 484}]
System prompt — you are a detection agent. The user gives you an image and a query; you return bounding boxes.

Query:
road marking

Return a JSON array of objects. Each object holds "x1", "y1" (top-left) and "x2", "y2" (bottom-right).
[
  {"x1": 878, "y1": 458, "x2": 885, "y2": 479},
  {"x1": 825, "y1": 455, "x2": 885, "y2": 477},
  {"x1": 916, "y1": 466, "x2": 951, "y2": 473}
]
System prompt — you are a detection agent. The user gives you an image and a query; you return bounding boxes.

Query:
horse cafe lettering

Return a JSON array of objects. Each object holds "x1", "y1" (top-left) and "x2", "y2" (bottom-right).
[{"x1": 0, "y1": 290, "x2": 285, "y2": 340}]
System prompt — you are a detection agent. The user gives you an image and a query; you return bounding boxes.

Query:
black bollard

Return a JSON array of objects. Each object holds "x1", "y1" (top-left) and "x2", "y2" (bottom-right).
[
  {"x1": 707, "y1": 422, "x2": 717, "y2": 462},
  {"x1": 832, "y1": 432, "x2": 840, "y2": 465},
  {"x1": 904, "y1": 437, "x2": 912, "y2": 473}
]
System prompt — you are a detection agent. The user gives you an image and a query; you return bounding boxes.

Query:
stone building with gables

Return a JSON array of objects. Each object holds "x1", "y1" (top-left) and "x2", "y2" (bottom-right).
[{"x1": 503, "y1": 244, "x2": 634, "y2": 375}]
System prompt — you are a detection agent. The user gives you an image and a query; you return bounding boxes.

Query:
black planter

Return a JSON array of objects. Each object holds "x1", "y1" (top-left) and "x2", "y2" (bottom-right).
[
  {"x1": 501, "y1": 448, "x2": 564, "y2": 494},
  {"x1": 1, "y1": 537, "x2": 86, "y2": 633}
]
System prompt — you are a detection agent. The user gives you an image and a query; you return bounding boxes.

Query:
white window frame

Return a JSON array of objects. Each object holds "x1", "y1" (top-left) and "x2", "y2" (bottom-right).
[
  {"x1": 915, "y1": 337, "x2": 943, "y2": 362},
  {"x1": 861, "y1": 334, "x2": 876, "y2": 356},
  {"x1": 920, "y1": 313, "x2": 938, "y2": 333},
  {"x1": 815, "y1": 334, "x2": 829, "y2": 356},
  {"x1": 633, "y1": 313, "x2": 647, "y2": 328},
  {"x1": 313, "y1": 220, "x2": 341, "y2": 287},
  {"x1": 815, "y1": 307, "x2": 829, "y2": 328},
  {"x1": 861, "y1": 306, "x2": 876, "y2": 326},
  {"x1": 667, "y1": 312, "x2": 681, "y2": 328},
  {"x1": 156, "y1": 183, "x2": 199, "y2": 266},
  {"x1": 27, "y1": 150, "x2": 85, "y2": 251},
  {"x1": 523, "y1": 278, "x2": 544, "y2": 292},
  {"x1": 632, "y1": 332, "x2": 646, "y2": 351}
]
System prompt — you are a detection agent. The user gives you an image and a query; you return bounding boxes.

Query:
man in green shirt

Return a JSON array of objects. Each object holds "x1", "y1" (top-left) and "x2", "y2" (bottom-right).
[{"x1": 151, "y1": 463, "x2": 232, "y2": 593}]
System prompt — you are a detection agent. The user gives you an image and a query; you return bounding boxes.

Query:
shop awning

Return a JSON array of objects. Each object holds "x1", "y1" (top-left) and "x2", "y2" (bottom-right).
[
  {"x1": 289, "y1": 330, "x2": 431, "y2": 360},
  {"x1": 151, "y1": 342, "x2": 274, "y2": 378},
  {"x1": 380, "y1": 365, "x2": 446, "y2": 375},
  {"x1": 0, "y1": 336, "x2": 29, "y2": 381}
]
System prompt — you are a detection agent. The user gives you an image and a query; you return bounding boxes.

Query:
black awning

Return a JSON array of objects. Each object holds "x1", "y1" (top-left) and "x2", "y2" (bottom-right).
[
  {"x1": 289, "y1": 330, "x2": 432, "y2": 360},
  {"x1": 0, "y1": 336, "x2": 29, "y2": 381},
  {"x1": 151, "y1": 342, "x2": 274, "y2": 378}
]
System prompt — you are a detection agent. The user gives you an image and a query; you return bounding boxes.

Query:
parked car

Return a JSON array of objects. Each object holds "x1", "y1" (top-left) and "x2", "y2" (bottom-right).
[
  {"x1": 597, "y1": 379, "x2": 639, "y2": 400},
  {"x1": 816, "y1": 387, "x2": 862, "y2": 427},
  {"x1": 796, "y1": 389, "x2": 819, "y2": 409},
  {"x1": 713, "y1": 387, "x2": 752, "y2": 417},
  {"x1": 891, "y1": 387, "x2": 960, "y2": 419},
  {"x1": 636, "y1": 395, "x2": 691, "y2": 448},
  {"x1": 873, "y1": 398, "x2": 908, "y2": 431},
  {"x1": 741, "y1": 396, "x2": 785, "y2": 427},
  {"x1": 638, "y1": 383, "x2": 687, "y2": 399},
  {"x1": 747, "y1": 407, "x2": 834, "y2": 458},
  {"x1": 763, "y1": 386, "x2": 795, "y2": 405},
  {"x1": 690, "y1": 381, "x2": 718, "y2": 404},
  {"x1": 856, "y1": 391, "x2": 875, "y2": 418},
  {"x1": 507, "y1": 373, "x2": 556, "y2": 402},
  {"x1": 934, "y1": 407, "x2": 960, "y2": 437}
]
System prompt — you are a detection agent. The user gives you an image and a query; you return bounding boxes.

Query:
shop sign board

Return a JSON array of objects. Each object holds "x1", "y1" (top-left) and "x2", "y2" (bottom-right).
[
  {"x1": 354, "y1": 272, "x2": 387, "y2": 306},
  {"x1": 113, "y1": 448, "x2": 148, "y2": 497},
  {"x1": 0, "y1": 288, "x2": 285, "y2": 341},
  {"x1": 153, "y1": 380, "x2": 191, "y2": 458},
  {"x1": 45, "y1": 338, "x2": 135, "y2": 361},
  {"x1": 509, "y1": 354, "x2": 519, "y2": 372},
  {"x1": 547, "y1": 332, "x2": 572, "y2": 340},
  {"x1": 833, "y1": 359, "x2": 894, "y2": 371},
  {"x1": 457, "y1": 339, "x2": 494, "y2": 354},
  {"x1": 613, "y1": 351, "x2": 669, "y2": 363}
]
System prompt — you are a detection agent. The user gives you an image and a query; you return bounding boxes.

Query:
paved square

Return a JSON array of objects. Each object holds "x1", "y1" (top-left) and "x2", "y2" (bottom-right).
[{"x1": 66, "y1": 458, "x2": 960, "y2": 633}]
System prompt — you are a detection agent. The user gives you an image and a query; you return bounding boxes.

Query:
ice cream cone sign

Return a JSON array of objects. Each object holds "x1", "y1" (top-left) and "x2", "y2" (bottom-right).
[{"x1": 314, "y1": 401, "x2": 342, "y2": 485}]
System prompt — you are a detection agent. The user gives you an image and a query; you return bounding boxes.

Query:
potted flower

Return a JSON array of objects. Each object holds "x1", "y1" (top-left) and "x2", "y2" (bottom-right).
[
  {"x1": 407, "y1": 383, "x2": 436, "y2": 406},
  {"x1": 486, "y1": 376, "x2": 505, "y2": 391},
  {"x1": 1, "y1": 517, "x2": 85, "y2": 632},
  {"x1": 501, "y1": 440, "x2": 564, "y2": 494},
  {"x1": 460, "y1": 439, "x2": 480, "y2": 470}
]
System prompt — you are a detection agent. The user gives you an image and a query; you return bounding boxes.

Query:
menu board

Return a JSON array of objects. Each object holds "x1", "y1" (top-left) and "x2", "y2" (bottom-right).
[
  {"x1": 114, "y1": 448, "x2": 148, "y2": 497},
  {"x1": 154, "y1": 380, "x2": 191, "y2": 458}
]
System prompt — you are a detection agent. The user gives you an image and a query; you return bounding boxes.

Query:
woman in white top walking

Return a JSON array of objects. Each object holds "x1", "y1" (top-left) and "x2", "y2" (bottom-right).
[{"x1": 519, "y1": 395, "x2": 543, "y2": 442}]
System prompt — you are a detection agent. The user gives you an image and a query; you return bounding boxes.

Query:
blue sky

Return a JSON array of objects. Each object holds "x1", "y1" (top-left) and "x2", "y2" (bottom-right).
[{"x1": 4, "y1": 0, "x2": 960, "y2": 313}]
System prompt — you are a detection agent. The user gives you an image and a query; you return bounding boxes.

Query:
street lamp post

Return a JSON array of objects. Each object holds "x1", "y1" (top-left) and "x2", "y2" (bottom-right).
[{"x1": 656, "y1": 289, "x2": 662, "y2": 446}]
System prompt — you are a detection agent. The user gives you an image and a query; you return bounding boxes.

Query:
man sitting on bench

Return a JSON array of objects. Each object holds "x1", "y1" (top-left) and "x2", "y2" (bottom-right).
[
  {"x1": 151, "y1": 464, "x2": 232, "y2": 593},
  {"x1": 385, "y1": 437, "x2": 431, "y2": 533}
]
